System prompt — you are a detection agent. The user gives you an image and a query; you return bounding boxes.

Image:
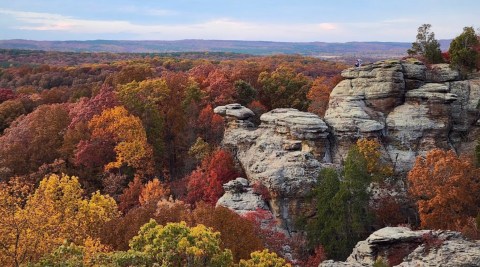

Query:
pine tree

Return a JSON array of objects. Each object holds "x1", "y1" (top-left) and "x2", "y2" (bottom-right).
[
  {"x1": 449, "y1": 27, "x2": 479, "y2": 73},
  {"x1": 306, "y1": 146, "x2": 373, "y2": 260},
  {"x1": 408, "y1": 24, "x2": 443, "y2": 64}
]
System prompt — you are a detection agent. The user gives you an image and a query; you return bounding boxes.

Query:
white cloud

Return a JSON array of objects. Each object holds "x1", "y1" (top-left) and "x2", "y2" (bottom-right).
[
  {"x1": 0, "y1": 8, "x2": 467, "y2": 41},
  {"x1": 0, "y1": 9, "x2": 344, "y2": 41}
]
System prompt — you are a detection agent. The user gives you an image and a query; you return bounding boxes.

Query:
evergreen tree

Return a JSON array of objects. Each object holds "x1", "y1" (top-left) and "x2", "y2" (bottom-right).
[
  {"x1": 306, "y1": 146, "x2": 373, "y2": 260},
  {"x1": 234, "y1": 79, "x2": 257, "y2": 106},
  {"x1": 449, "y1": 27, "x2": 479, "y2": 73},
  {"x1": 408, "y1": 24, "x2": 443, "y2": 64}
]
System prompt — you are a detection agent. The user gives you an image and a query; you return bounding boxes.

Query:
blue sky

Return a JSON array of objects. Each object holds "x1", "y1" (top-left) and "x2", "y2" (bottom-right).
[{"x1": 0, "y1": 0, "x2": 478, "y2": 42}]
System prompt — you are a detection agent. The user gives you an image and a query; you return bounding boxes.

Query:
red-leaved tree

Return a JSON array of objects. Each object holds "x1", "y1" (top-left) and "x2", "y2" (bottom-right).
[{"x1": 186, "y1": 149, "x2": 239, "y2": 205}]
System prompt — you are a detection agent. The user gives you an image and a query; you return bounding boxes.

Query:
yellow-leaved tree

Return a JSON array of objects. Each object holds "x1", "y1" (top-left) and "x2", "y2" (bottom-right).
[
  {"x1": 129, "y1": 219, "x2": 233, "y2": 266},
  {"x1": 239, "y1": 249, "x2": 292, "y2": 267},
  {"x1": 0, "y1": 174, "x2": 119, "y2": 266},
  {"x1": 88, "y1": 106, "x2": 155, "y2": 175},
  {"x1": 356, "y1": 138, "x2": 393, "y2": 179}
]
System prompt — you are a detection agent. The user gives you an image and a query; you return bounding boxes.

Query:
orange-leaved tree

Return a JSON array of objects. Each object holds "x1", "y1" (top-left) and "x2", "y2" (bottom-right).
[
  {"x1": 87, "y1": 106, "x2": 155, "y2": 175},
  {"x1": 408, "y1": 149, "x2": 480, "y2": 230},
  {"x1": 307, "y1": 75, "x2": 342, "y2": 117},
  {"x1": 139, "y1": 178, "x2": 170, "y2": 206}
]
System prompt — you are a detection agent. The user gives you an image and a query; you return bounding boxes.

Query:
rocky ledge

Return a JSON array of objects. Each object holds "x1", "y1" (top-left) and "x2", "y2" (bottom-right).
[{"x1": 320, "y1": 227, "x2": 480, "y2": 267}]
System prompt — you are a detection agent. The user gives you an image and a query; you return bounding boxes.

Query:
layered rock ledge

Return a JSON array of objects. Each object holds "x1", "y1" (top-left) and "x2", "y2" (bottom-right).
[
  {"x1": 320, "y1": 227, "x2": 480, "y2": 267},
  {"x1": 325, "y1": 60, "x2": 480, "y2": 173}
]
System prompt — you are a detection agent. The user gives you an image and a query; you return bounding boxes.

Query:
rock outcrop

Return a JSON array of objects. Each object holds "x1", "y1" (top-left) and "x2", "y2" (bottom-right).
[
  {"x1": 214, "y1": 59, "x2": 480, "y2": 236},
  {"x1": 325, "y1": 59, "x2": 480, "y2": 173},
  {"x1": 216, "y1": 177, "x2": 269, "y2": 215},
  {"x1": 215, "y1": 104, "x2": 331, "y2": 233},
  {"x1": 320, "y1": 227, "x2": 480, "y2": 267}
]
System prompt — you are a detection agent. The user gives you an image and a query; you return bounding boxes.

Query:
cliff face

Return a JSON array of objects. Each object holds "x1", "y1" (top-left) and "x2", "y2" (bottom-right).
[
  {"x1": 325, "y1": 60, "x2": 480, "y2": 173},
  {"x1": 214, "y1": 60, "x2": 480, "y2": 233}
]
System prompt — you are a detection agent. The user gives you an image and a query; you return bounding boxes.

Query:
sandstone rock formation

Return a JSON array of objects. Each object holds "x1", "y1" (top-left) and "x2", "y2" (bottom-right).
[
  {"x1": 216, "y1": 177, "x2": 269, "y2": 215},
  {"x1": 325, "y1": 59, "x2": 480, "y2": 173},
  {"x1": 319, "y1": 227, "x2": 480, "y2": 267},
  {"x1": 214, "y1": 104, "x2": 331, "y2": 233},
  {"x1": 214, "y1": 59, "x2": 480, "y2": 236}
]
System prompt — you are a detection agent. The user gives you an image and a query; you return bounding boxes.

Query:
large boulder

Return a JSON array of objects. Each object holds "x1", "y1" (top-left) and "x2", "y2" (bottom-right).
[{"x1": 320, "y1": 227, "x2": 480, "y2": 267}]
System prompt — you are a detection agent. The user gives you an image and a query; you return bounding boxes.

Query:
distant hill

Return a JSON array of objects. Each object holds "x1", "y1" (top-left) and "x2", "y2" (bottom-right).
[{"x1": 0, "y1": 39, "x2": 452, "y2": 62}]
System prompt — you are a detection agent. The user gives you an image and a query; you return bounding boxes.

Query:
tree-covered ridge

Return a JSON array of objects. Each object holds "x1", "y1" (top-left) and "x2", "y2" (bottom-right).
[{"x1": 0, "y1": 52, "x2": 345, "y2": 266}]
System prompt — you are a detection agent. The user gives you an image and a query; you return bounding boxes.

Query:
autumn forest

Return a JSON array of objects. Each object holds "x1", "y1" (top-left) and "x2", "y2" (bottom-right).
[{"x1": 0, "y1": 24, "x2": 480, "y2": 267}]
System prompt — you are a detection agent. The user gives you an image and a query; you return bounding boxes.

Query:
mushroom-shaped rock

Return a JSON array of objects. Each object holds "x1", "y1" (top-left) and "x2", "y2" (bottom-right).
[
  {"x1": 214, "y1": 103, "x2": 255, "y2": 120},
  {"x1": 219, "y1": 106, "x2": 331, "y2": 232}
]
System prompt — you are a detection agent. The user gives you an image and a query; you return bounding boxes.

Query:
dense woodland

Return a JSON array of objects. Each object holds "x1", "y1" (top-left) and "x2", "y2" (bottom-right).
[{"x1": 0, "y1": 26, "x2": 479, "y2": 267}]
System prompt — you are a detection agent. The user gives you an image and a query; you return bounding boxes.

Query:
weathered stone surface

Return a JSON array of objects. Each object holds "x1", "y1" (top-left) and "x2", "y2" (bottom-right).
[
  {"x1": 319, "y1": 261, "x2": 361, "y2": 267},
  {"x1": 402, "y1": 61, "x2": 426, "y2": 80},
  {"x1": 218, "y1": 106, "x2": 331, "y2": 232},
  {"x1": 216, "y1": 61, "x2": 480, "y2": 238},
  {"x1": 260, "y1": 108, "x2": 329, "y2": 140},
  {"x1": 320, "y1": 227, "x2": 480, "y2": 267},
  {"x1": 324, "y1": 96, "x2": 384, "y2": 133},
  {"x1": 214, "y1": 103, "x2": 255, "y2": 120},
  {"x1": 405, "y1": 87, "x2": 457, "y2": 103},
  {"x1": 216, "y1": 177, "x2": 269, "y2": 215},
  {"x1": 326, "y1": 60, "x2": 479, "y2": 174},
  {"x1": 425, "y1": 63, "x2": 460, "y2": 82}
]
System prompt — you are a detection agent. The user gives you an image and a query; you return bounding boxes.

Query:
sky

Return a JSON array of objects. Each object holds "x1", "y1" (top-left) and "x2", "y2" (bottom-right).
[{"x1": 0, "y1": 0, "x2": 478, "y2": 42}]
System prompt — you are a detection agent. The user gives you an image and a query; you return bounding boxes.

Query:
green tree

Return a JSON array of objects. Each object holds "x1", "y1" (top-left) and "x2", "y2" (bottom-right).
[
  {"x1": 116, "y1": 79, "x2": 170, "y2": 166},
  {"x1": 408, "y1": 24, "x2": 443, "y2": 64},
  {"x1": 258, "y1": 66, "x2": 311, "y2": 110},
  {"x1": 449, "y1": 27, "x2": 479, "y2": 73},
  {"x1": 306, "y1": 146, "x2": 373, "y2": 260},
  {"x1": 305, "y1": 168, "x2": 341, "y2": 256},
  {"x1": 234, "y1": 79, "x2": 257, "y2": 106}
]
